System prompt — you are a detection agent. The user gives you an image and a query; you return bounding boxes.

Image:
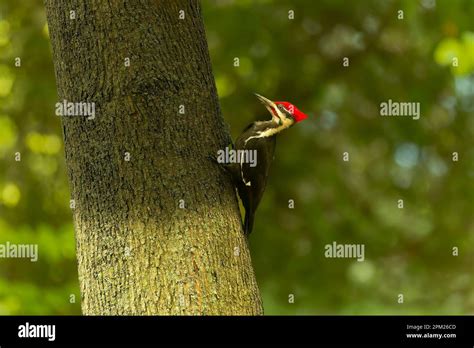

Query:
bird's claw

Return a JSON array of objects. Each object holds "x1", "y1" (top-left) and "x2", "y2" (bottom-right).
[{"x1": 208, "y1": 153, "x2": 219, "y2": 164}]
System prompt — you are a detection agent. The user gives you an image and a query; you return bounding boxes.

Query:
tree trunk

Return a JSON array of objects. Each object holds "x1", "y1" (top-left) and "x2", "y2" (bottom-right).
[{"x1": 44, "y1": 0, "x2": 263, "y2": 315}]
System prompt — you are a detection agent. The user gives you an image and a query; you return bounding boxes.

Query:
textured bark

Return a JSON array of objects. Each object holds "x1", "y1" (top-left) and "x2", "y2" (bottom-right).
[{"x1": 44, "y1": 0, "x2": 263, "y2": 315}]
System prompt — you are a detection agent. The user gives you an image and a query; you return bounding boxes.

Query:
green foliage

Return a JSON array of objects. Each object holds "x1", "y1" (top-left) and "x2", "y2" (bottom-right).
[
  {"x1": 203, "y1": 0, "x2": 473, "y2": 314},
  {"x1": 0, "y1": 0, "x2": 80, "y2": 314},
  {"x1": 0, "y1": 0, "x2": 472, "y2": 314},
  {"x1": 435, "y1": 32, "x2": 474, "y2": 75}
]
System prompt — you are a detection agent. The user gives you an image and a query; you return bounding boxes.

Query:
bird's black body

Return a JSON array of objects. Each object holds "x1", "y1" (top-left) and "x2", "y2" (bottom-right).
[
  {"x1": 233, "y1": 121, "x2": 277, "y2": 234},
  {"x1": 218, "y1": 120, "x2": 283, "y2": 234}
]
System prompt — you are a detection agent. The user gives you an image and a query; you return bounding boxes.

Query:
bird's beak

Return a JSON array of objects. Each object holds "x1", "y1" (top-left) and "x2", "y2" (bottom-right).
[{"x1": 255, "y1": 93, "x2": 280, "y2": 123}]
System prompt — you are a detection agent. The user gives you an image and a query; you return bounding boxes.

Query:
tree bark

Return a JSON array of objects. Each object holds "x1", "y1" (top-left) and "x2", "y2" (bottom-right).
[{"x1": 44, "y1": 0, "x2": 263, "y2": 315}]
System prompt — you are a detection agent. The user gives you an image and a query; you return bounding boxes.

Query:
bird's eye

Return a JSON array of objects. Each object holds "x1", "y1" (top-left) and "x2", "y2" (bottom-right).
[{"x1": 278, "y1": 105, "x2": 286, "y2": 112}]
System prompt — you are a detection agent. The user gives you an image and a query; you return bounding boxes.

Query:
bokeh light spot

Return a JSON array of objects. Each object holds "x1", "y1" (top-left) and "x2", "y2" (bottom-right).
[{"x1": 2, "y1": 183, "x2": 21, "y2": 207}]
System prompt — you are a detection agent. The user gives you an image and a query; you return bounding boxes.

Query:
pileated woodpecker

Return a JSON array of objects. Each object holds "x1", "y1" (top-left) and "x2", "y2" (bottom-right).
[{"x1": 216, "y1": 93, "x2": 308, "y2": 234}]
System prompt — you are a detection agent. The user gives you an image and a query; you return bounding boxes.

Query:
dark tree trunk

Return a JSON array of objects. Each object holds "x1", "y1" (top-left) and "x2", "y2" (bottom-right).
[{"x1": 44, "y1": 0, "x2": 263, "y2": 315}]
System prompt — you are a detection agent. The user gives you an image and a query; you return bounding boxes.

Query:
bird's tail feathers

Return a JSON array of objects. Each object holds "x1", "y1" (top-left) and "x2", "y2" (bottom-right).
[{"x1": 244, "y1": 210, "x2": 255, "y2": 235}]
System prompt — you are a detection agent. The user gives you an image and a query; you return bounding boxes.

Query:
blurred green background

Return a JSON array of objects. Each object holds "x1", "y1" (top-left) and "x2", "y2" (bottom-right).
[{"x1": 0, "y1": 0, "x2": 473, "y2": 315}]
